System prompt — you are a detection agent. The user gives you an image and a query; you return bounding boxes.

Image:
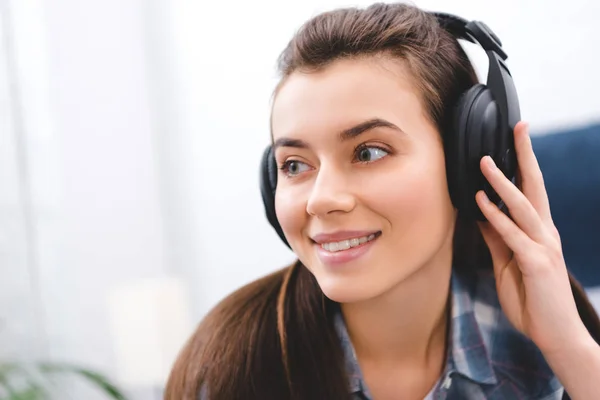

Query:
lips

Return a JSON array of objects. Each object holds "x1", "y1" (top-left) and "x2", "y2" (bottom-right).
[
  {"x1": 320, "y1": 233, "x2": 376, "y2": 252},
  {"x1": 311, "y1": 230, "x2": 380, "y2": 244},
  {"x1": 311, "y1": 230, "x2": 382, "y2": 267}
]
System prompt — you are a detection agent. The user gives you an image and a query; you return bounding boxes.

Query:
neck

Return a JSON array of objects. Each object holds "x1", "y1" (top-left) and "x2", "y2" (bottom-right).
[{"x1": 340, "y1": 246, "x2": 453, "y2": 370}]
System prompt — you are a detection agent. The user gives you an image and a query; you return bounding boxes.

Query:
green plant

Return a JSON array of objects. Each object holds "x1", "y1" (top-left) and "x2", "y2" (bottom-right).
[{"x1": 0, "y1": 361, "x2": 128, "y2": 400}]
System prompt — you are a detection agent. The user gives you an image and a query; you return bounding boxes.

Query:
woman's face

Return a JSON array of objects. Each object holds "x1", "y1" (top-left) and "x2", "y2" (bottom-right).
[{"x1": 271, "y1": 57, "x2": 456, "y2": 303}]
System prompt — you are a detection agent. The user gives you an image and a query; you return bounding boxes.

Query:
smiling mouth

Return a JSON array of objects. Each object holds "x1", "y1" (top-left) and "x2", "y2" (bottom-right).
[{"x1": 317, "y1": 231, "x2": 382, "y2": 253}]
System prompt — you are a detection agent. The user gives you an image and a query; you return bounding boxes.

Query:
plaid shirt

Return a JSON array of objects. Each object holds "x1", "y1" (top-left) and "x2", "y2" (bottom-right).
[{"x1": 334, "y1": 269, "x2": 565, "y2": 399}]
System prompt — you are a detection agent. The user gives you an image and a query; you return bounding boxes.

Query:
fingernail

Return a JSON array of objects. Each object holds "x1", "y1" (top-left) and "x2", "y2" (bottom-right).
[
  {"x1": 480, "y1": 191, "x2": 490, "y2": 203},
  {"x1": 486, "y1": 156, "x2": 496, "y2": 170}
]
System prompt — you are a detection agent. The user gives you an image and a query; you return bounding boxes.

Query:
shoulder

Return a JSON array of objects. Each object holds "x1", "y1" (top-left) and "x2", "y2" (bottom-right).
[
  {"x1": 450, "y1": 270, "x2": 563, "y2": 399},
  {"x1": 473, "y1": 272, "x2": 564, "y2": 398}
]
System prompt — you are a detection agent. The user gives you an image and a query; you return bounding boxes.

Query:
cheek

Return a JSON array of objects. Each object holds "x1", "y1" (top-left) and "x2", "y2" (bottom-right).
[
  {"x1": 275, "y1": 185, "x2": 307, "y2": 243},
  {"x1": 369, "y1": 150, "x2": 454, "y2": 237}
]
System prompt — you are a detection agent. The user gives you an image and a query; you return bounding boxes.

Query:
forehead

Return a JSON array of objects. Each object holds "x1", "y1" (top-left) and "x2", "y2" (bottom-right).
[{"x1": 271, "y1": 57, "x2": 425, "y2": 140}]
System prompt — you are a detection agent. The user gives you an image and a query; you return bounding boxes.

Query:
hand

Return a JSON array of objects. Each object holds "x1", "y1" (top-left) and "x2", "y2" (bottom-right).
[{"x1": 475, "y1": 121, "x2": 590, "y2": 357}]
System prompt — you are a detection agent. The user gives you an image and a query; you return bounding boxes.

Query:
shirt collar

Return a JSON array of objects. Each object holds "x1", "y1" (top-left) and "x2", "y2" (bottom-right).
[
  {"x1": 333, "y1": 310, "x2": 364, "y2": 393},
  {"x1": 447, "y1": 270, "x2": 497, "y2": 385},
  {"x1": 332, "y1": 269, "x2": 499, "y2": 394}
]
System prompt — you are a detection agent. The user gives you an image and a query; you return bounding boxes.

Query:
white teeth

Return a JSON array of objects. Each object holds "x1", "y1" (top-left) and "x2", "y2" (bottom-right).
[{"x1": 321, "y1": 233, "x2": 377, "y2": 252}]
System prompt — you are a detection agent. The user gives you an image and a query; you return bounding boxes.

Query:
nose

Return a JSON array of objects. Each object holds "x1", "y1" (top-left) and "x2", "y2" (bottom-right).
[{"x1": 306, "y1": 164, "x2": 356, "y2": 217}]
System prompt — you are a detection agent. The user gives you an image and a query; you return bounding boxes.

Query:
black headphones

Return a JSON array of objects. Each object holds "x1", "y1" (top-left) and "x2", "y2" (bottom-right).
[{"x1": 260, "y1": 12, "x2": 521, "y2": 249}]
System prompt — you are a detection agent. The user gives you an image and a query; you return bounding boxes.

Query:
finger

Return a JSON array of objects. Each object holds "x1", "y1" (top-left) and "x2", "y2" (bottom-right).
[
  {"x1": 513, "y1": 122, "x2": 552, "y2": 223},
  {"x1": 476, "y1": 190, "x2": 535, "y2": 254},
  {"x1": 477, "y1": 220, "x2": 513, "y2": 269},
  {"x1": 480, "y1": 155, "x2": 547, "y2": 243}
]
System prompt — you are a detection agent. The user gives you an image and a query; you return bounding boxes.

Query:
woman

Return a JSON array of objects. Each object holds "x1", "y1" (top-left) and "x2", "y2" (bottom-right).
[{"x1": 166, "y1": 3, "x2": 600, "y2": 399}]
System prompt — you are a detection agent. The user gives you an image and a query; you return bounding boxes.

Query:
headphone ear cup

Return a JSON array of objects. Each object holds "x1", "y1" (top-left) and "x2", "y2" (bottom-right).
[
  {"x1": 448, "y1": 84, "x2": 502, "y2": 220},
  {"x1": 259, "y1": 146, "x2": 291, "y2": 248}
]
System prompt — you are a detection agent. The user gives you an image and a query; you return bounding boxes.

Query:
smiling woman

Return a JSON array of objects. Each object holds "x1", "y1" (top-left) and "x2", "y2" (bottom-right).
[
  {"x1": 165, "y1": 3, "x2": 600, "y2": 400},
  {"x1": 271, "y1": 57, "x2": 455, "y2": 306}
]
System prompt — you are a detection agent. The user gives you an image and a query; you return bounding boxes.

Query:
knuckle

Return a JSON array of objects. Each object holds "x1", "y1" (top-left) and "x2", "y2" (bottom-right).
[
  {"x1": 551, "y1": 224, "x2": 561, "y2": 242},
  {"x1": 517, "y1": 195, "x2": 531, "y2": 211},
  {"x1": 549, "y1": 243, "x2": 563, "y2": 261},
  {"x1": 546, "y1": 222, "x2": 562, "y2": 246},
  {"x1": 504, "y1": 226, "x2": 522, "y2": 245}
]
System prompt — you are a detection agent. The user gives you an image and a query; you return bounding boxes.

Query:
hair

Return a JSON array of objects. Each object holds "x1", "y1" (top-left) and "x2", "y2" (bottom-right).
[{"x1": 165, "y1": 3, "x2": 600, "y2": 399}]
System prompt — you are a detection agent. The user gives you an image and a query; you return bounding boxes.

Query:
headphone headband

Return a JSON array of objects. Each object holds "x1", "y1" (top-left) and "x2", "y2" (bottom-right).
[{"x1": 431, "y1": 12, "x2": 507, "y2": 60}]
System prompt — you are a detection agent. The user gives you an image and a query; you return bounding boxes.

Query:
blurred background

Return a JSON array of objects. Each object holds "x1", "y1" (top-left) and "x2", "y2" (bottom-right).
[{"x1": 0, "y1": 0, "x2": 598, "y2": 398}]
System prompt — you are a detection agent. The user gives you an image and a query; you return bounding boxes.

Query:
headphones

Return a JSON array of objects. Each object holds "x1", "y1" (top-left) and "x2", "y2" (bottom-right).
[{"x1": 260, "y1": 12, "x2": 521, "y2": 249}]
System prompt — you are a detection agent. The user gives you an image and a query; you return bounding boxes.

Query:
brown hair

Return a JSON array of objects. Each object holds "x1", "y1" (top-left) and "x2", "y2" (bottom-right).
[{"x1": 165, "y1": 3, "x2": 600, "y2": 399}]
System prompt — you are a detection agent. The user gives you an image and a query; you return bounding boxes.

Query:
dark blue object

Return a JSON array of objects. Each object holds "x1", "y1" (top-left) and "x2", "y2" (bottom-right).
[{"x1": 531, "y1": 122, "x2": 600, "y2": 287}]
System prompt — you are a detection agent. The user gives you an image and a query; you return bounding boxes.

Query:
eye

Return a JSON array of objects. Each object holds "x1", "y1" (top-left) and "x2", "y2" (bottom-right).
[
  {"x1": 280, "y1": 160, "x2": 312, "y2": 177},
  {"x1": 355, "y1": 145, "x2": 389, "y2": 163}
]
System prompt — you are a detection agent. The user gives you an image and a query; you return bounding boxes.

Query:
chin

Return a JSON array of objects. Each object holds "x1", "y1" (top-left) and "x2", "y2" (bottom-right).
[{"x1": 314, "y1": 273, "x2": 385, "y2": 304}]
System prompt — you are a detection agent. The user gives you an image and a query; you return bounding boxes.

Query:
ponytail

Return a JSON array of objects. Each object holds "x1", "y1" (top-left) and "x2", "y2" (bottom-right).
[{"x1": 164, "y1": 262, "x2": 351, "y2": 400}]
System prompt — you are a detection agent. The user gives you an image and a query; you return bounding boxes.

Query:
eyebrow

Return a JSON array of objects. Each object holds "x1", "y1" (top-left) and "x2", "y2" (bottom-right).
[{"x1": 272, "y1": 118, "x2": 404, "y2": 151}]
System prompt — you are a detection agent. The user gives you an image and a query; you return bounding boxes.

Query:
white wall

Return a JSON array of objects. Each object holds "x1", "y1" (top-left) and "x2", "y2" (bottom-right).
[
  {"x1": 1, "y1": 0, "x2": 598, "y2": 398},
  {"x1": 0, "y1": 0, "x2": 43, "y2": 362},
  {"x1": 2, "y1": 0, "x2": 188, "y2": 398}
]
